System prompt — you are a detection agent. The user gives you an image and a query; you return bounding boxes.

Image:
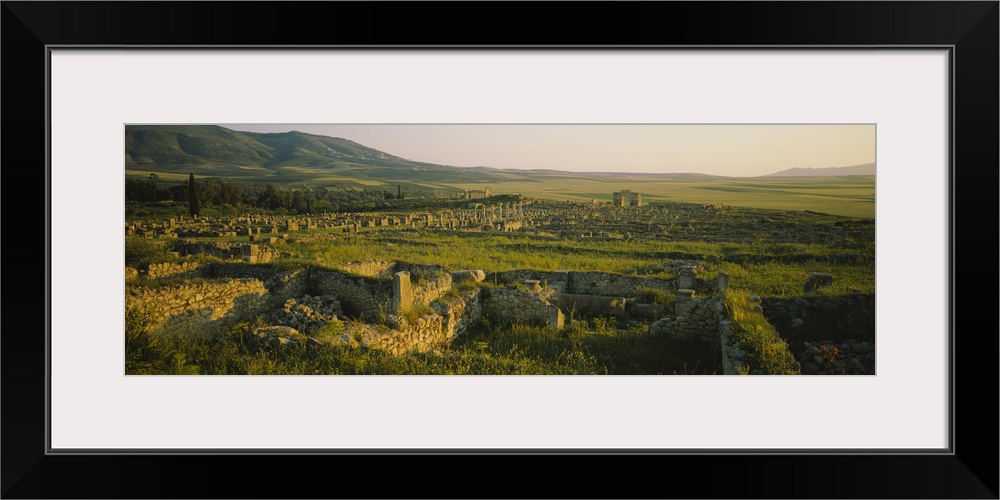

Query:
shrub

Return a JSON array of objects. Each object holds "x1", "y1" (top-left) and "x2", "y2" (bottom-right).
[
  {"x1": 125, "y1": 305, "x2": 170, "y2": 374},
  {"x1": 634, "y1": 286, "x2": 673, "y2": 306},
  {"x1": 125, "y1": 236, "x2": 165, "y2": 268},
  {"x1": 402, "y1": 303, "x2": 436, "y2": 323},
  {"x1": 320, "y1": 318, "x2": 345, "y2": 337}
]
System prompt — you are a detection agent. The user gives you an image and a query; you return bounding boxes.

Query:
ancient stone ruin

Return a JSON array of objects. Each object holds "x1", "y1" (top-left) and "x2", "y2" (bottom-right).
[{"x1": 126, "y1": 255, "x2": 873, "y2": 374}]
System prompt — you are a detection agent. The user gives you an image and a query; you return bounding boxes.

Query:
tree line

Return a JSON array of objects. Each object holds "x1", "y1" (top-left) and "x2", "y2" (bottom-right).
[{"x1": 125, "y1": 174, "x2": 449, "y2": 214}]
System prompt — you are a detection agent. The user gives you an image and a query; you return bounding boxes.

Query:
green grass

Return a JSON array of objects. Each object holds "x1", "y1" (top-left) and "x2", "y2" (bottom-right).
[
  {"x1": 448, "y1": 175, "x2": 875, "y2": 218},
  {"x1": 125, "y1": 305, "x2": 200, "y2": 375},
  {"x1": 634, "y1": 286, "x2": 674, "y2": 305},
  {"x1": 278, "y1": 231, "x2": 873, "y2": 299},
  {"x1": 723, "y1": 291, "x2": 798, "y2": 375},
  {"x1": 401, "y1": 303, "x2": 436, "y2": 323},
  {"x1": 129, "y1": 313, "x2": 722, "y2": 375}
]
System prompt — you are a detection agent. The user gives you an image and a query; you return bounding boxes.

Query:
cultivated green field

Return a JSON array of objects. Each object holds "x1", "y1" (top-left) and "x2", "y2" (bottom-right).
[
  {"x1": 446, "y1": 174, "x2": 875, "y2": 219},
  {"x1": 126, "y1": 167, "x2": 875, "y2": 219}
]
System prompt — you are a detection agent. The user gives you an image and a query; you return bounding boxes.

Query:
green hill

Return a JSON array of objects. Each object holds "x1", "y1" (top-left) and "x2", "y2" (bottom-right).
[{"x1": 125, "y1": 124, "x2": 431, "y2": 172}]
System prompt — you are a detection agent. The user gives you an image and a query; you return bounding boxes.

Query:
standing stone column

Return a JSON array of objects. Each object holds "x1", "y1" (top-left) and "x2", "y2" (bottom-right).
[{"x1": 392, "y1": 271, "x2": 412, "y2": 314}]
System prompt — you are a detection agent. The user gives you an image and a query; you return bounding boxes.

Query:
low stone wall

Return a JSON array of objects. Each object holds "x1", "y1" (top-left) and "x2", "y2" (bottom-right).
[
  {"x1": 624, "y1": 302, "x2": 671, "y2": 321},
  {"x1": 201, "y1": 264, "x2": 308, "y2": 307},
  {"x1": 491, "y1": 269, "x2": 547, "y2": 285},
  {"x1": 798, "y1": 340, "x2": 875, "y2": 375},
  {"x1": 368, "y1": 314, "x2": 447, "y2": 355},
  {"x1": 718, "y1": 318, "x2": 749, "y2": 375},
  {"x1": 552, "y1": 293, "x2": 626, "y2": 317},
  {"x1": 564, "y1": 272, "x2": 674, "y2": 297},
  {"x1": 412, "y1": 274, "x2": 453, "y2": 306},
  {"x1": 312, "y1": 269, "x2": 392, "y2": 320},
  {"x1": 172, "y1": 240, "x2": 280, "y2": 263},
  {"x1": 365, "y1": 288, "x2": 484, "y2": 355},
  {"x1": 648, "y1": 296, "x2": 725, "y2": 342},
  {"x1": 126, "y1": 278, "x2": 269, "y2": 334},
  {"x1": 201, "y1": 263, "x2": 281, "y2": 282},
  {"x1": 144, "y1": 261, "x2": 201, "y2": 280},
  {"x1": 761, "y1": 295, "x2": 876, "y2": 342},
  {"x1": 272, "y1": 295, "x2": 343, "y2": 335},
  {"x1": 337, "y1": 260, "x2": 395, "y2": 278},
  {"x1": 434, "y1": 288, "x2": 483, "y2": 340},
  {"x1": 491, "y1": 269, "x2": 720, "y2": 298},
  {"x1": 483, "y1": 288, "x2": 556, "y2": 326}
]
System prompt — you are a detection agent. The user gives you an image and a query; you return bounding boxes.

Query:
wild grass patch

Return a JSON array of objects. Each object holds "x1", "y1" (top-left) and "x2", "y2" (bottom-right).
[{"x1": 723, "y1": 291, "x2": 798, "y2": 375}]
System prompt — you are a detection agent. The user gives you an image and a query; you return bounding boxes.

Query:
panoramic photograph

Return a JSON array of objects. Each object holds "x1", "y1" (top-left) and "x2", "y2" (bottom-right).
[{"x1": 124, "y1": 124, "x2": 876, "y2": 375}]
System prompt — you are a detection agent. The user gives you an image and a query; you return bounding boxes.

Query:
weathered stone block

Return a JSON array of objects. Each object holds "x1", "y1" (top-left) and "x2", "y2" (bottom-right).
[
  {"x1": 716, "y1": 272, "x2": 730, "y2": 292},
  {"x1": 547, "y1": 305, "x2": 564, "y2": 329},
  {"x1": 550, "y1": 270, "x2": 570, "y2": 283},
  {"x1": 523, "y1": 280, "x2": 542, "y2": 292},
  {"x1": 803, "y1": 272, "x2": 834, "y2": 293},
  {"x1": 452, "y1": 270, "x2": 486, "y2": 283},
  {"x1": 675, "y1": 289, "x2": 695, "y2": 316},
  {"x1": 392, "y1": 271, "x2": 412, "y2": 314}
]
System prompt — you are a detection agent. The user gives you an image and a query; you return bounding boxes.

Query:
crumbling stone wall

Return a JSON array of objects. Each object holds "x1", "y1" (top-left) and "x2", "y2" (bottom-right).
[
  {"x1": 797, "y1": 340, "x2": 875, "y2": 375},
  {"x1": 126, "y1": 278, "x2": 268, "y2": 334},
  {"x1": 312, "y1": 270, "x2": 392, "y2": 320},
  {"x1": 201, "y1": 263, "x2": 281, "y2": 282},
  {"x1": 372, "y1": 288, "x2": 484, "y2": 355},
  {"x1": 492, "y1": 269, "x2": 721, "y2": 297},
  {"x1": 433, "y1": 289, "x2": 483, "y2": 340},
  {"x1": 366, "y1": 314, "x2": 447, "y2": 355},
  {"x1": 760, "y1": 295, "x2": 876, "y2": 341},
  {"x1": 144, "y1": 261, "x2": 201, "y2": 280},
  {"x1": 171, "y1": 240, "x2": 280, "y2": 263},
  {"x1": 718, "y1": 317, "x2": 749, "y2": 375},
  {"x1": 483, "y1": 288, "x2": 556, "y2": 326},
  {"x1": 337, "y1": 260, "x2": 395, "y2": 278},
  {"x1": 563, "y1": 272, "x2": 674, "y2": 297},
  {"x1": 259, "y1": 288, "x2": 485, "y2": 356},
  {"x1": 272, "y1": 295, "x2": 343, "y2": 334},
  {"x1": 412, "y1": 274, "x2": 453, "y2": 306},
  {"x1": 760, "y1": 295, "x2": 876, "y2": 375},
  {"x1": 552, "y1": 293, "x2": 626, "y2": 317},
  {"x1": 648, "y1": 296, "x2": 726, "y2": 342},
  {"x1": 200, "y1": 264, "x2": 307, "y2": 306}
]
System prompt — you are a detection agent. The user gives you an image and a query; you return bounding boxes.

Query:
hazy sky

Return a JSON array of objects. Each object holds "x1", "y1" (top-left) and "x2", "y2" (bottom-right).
[{"x1": 219, "y1": 124, "x2": 875, "y2": 177}]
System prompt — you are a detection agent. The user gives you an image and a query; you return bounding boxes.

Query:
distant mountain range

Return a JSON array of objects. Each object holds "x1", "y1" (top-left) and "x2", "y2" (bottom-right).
[
  {"x1": 765, "y1": 163, "x2": 876, "y2": 177},
  {"x1": 125, "y1": 125, "x2": 874, "y2": 179}
]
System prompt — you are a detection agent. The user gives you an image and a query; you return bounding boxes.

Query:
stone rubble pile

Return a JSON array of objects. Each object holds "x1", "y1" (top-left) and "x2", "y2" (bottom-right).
[
  {"x1": 251, "y1": 325, "x2": 337, "y2": 349},
  {"x1": 272, "y1": 294, "x2": 343, "y2": 334},
  {"x1": 798, "y1": 340, "x2": 875, "y2": 375}
]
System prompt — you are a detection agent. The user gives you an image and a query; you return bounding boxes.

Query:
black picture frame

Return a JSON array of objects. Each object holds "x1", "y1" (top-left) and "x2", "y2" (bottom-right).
[{"x1": 3, "y1": 2, "x2": 997, "y2": 498}]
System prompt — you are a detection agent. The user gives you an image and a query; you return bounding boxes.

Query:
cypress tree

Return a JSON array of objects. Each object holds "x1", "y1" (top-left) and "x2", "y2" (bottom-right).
[{"x1": 188, "y1": 174, "x2": 200, "y2": 217}]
